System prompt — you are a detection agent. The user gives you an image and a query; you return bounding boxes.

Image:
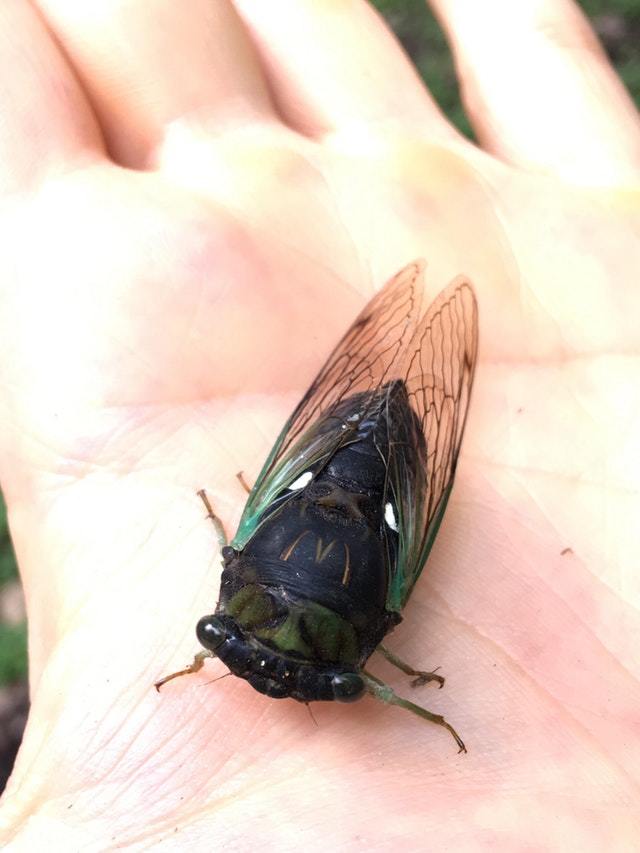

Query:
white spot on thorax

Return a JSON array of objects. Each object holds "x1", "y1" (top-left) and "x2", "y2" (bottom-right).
[
  {"x1": 288, "y1": 471, "x2": 313, "y2": 491},
  {"x1": 385, "y1": 502, "x2": 398, "y2": 532}
]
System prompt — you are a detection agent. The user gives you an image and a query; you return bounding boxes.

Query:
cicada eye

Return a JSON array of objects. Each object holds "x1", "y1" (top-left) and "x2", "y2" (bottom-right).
[
  {"x1": 196, "y1": 615, "x2": 227, "y2": 651},
  {"x1": 221, "y1": 546, "x2": 237, "y2": 566},
  {"x1": 331, "y1": 672, "x2": 365, "y2": 703}
]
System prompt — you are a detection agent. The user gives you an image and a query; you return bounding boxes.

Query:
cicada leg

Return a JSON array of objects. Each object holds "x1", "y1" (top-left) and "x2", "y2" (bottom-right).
[
  {"x1": 377, "y1": 644, "x2": 445, "y2": 688},
  {"x1": 154, "y1": 650, "x2": 214, "y2": 691},
  {"x1": 196, "y1": 489, "x2": 228, "y2": 548},
  {"x1": 235, "y1": 471, "x2": 252, "y2": 494},
  {"x1": 362, "y1": 671, "x2": 466, "y2": 754}
]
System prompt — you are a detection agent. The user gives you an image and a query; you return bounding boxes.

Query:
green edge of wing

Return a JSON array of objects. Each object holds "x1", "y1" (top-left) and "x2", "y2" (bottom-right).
[
  {"x1": 386, "y1": 480, "x2": 454, "y2": 613},
  {"x1": 231, "y1": 420, "x2": 353, "y2": 551},
  {"x1": 230, "y1": 416, "x2": 293, "y2": 550}
]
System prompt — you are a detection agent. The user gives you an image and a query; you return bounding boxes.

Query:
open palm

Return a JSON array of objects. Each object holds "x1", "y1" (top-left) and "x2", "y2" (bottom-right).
[{"x1": 1, "y1": 1, "x2": 639, "y2": 849}]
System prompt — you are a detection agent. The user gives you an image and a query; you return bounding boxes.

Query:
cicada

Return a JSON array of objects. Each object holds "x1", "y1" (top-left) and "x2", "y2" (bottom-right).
[{"x1": 156, "y1": 260, "x2": 478, "y2": 753}]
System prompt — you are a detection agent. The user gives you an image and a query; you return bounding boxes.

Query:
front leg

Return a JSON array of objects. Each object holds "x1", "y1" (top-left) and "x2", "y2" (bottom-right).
[
  {"x1": 154, "y1": 649, "x2": 214, "y2": 691},
  {"x1": 377, "y1": 644, "x2": 445, "y2": 688},
  {"x1": 197, "y1": 489, "x2": 228, "y2": 549}
]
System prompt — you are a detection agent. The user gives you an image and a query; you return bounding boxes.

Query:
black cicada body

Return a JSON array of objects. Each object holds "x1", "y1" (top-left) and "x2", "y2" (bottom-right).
[{"x1": 156, "y1": 261, "x2": 478, "y2": 752}]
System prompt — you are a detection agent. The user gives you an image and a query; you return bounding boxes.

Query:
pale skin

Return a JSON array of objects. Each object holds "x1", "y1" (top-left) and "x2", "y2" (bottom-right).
[{"x1": 0, "y1": 0, "x2": 639, "y2": 848}]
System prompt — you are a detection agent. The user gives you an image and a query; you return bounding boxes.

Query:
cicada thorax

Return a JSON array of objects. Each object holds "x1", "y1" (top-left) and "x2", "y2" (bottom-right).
[{"x1": 208, "y1": 381, "x2": 424, "y2": 704}]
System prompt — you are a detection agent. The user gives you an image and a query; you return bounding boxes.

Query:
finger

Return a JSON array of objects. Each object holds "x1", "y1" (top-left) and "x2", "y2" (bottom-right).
[
  {"x1": 233, "y1": 0, "x2": 459, "y2": 141},
  {"x1": 0, "y1": 0, "x2": 103, "y2": 193},
  {"x1": 430, "y1": 0, "x2": 640, "y2": 184},
  {"x1": 35, "y1": 0, "x2": 277, "y2": 168}
]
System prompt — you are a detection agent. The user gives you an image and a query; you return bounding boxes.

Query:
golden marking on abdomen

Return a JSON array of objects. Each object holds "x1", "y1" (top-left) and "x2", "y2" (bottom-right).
[
  {"x1": 280, "y1": 530, "x2": 311, "y2": 562},
  {"x1": 341, "y1": 542, "x2": 352, "y2": 586},
  {"x1": 316, "y1": 537, "x2": 336, "y2": 563}
]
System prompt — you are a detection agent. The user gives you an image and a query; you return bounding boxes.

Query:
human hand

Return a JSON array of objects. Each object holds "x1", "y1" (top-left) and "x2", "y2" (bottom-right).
[{"x1": 0, "y1": 0, "x2": 639, "y2": 848}]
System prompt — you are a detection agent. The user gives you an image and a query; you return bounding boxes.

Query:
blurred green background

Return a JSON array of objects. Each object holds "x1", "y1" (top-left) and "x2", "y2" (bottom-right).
[
  {"x1": 375, "y1": 0, "x2": 640, "y2": 137},
  {"x1": 0, "y1": 503, "x2": 26, "y2": 685},
  {"x1": 0, "y1": 0, "x2": 638, "y2": 790}
]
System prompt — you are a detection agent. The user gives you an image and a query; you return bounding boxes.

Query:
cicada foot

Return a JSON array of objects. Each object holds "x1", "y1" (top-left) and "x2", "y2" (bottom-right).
[
  {"x1": 154, "y1": 650, "x2": 214, "y2": 691},
  {"x1": 197, "y1": 489, "x2": 228, "y2": 548},
  {"x1": 410, "y1": 668, "x2": 444, "y2": 689},
  {"x1": 363, "y1": 671, "x2": 466, "y2": 754},
  {"x1": 377, "y1": 644, "x2": 445, "y2": 689}
]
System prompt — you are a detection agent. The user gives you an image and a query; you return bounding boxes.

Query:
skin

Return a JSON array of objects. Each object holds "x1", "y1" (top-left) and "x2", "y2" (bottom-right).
[{"x1": 0, "y1": 0, "x2": 639, "y2": 848}]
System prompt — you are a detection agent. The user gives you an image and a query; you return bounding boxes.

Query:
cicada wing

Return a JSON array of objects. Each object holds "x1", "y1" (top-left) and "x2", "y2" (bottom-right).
[
  {"x1": 233, "y1": 260, "x2": 428, "y2": 549},
  {"x1": 386, "y1": 276, "x2": 478, "y2": 611}
]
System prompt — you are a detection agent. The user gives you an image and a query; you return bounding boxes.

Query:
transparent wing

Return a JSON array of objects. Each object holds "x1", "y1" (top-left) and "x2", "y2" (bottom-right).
[
  {"x1": 386, "y1": 277, "x2": 478, "y2": 611},
  {"x1": 232, "y1": 260, "x2": 427, "y2": 548}
]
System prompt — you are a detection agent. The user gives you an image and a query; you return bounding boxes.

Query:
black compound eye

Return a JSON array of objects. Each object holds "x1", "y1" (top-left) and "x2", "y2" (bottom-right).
[
  {"x1": 196, "y1": 615, "x2": 227, "y2": 651},
  {"x1": 221, "y1": 546, "x2": 237, "y2": 566},
  {"x1": 331, "y1": 672, "x2": 365, "y2": 703}
]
